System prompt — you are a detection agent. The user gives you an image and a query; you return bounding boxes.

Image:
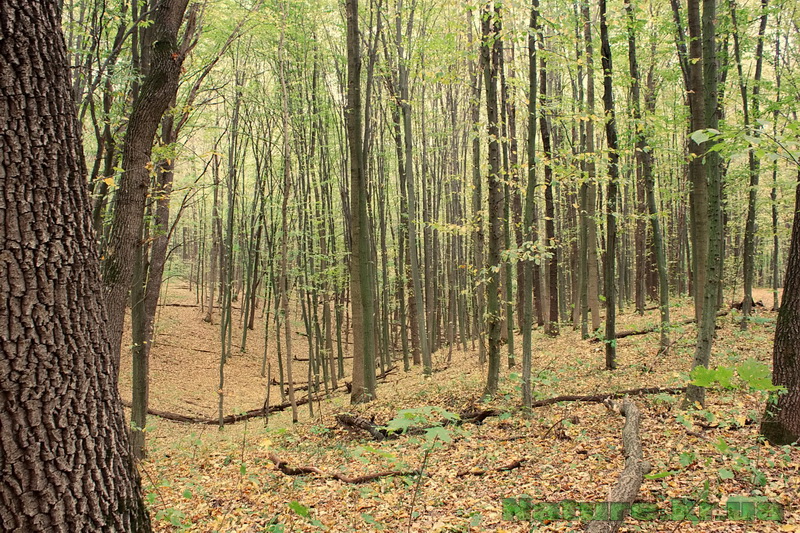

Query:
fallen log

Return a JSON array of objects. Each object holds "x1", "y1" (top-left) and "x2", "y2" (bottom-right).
[
  {"x1": 121, "y1": 394, "x2": 323, "y2": 425},
  {"x1": 456, "y1": 458, "x2": 524, "y2": 477},
  {"x1": 123, "y1": 366, "x2": 398, "y2": 425},
  {"x1": 268, "y1": 452, "x2": 418, "y2": 484},
  {"x1": 161, "y1": 302, "x2": 242, "y2": 310},
  {"x1": 338, "y1": 386, "x2": 685, "y2": 441},
  {"x1": 586, "y1": 399, "x2": 651, "y2": 533},
  {"x1": 590, "y1": 311, "x2": 728, "y2": 342}
]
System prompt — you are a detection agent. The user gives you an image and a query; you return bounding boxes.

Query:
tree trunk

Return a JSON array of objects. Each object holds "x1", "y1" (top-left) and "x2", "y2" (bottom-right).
[
  {"x1": 101, "y1": 0, "x2": 190, "y2": 368},
  {"x1": 347, "y1": 0, "x2": 377, "y2": 403},
  {"x1": 469, "y1": 11, "x2": 488, "y2": 362},
  {"x1": 0, "y1": 2, "x2": 151, "y2": 528},
  {"x1": 685, "y1": 0, "x2": 723, "y2": 408},
  {"x1": 522, "y1": 0, "x2": 540, "y2": 408},
  {"x1": 538, "y1": 44, "x2": 559, "y2": 337},
  {"x1": 396, "y1": 0, "x2": 431, "y2": 375},
  {"x1": 482, "y1": 0, "x2": 503, "y2": 398},
  {"x1": 600, "y1": 0, "x2": 620, "y2": 370},
  {"x1": 761, "y1": 167, "x2": 800, "y2": 445},
  {"x1": 582, "y1": 2, "x2": 602, "y2": 333},
  {"x1": 731, "y1": 0, "x2": 768, "y2": 329},
  {"x1": 626, "y1": 0, "x2": 670, "y2": 353}
]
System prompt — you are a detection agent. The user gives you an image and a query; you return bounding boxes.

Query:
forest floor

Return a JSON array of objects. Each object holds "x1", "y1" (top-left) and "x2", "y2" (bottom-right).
[{"x1": 119, "y1": 286, "x2": 799, "y2": 532}]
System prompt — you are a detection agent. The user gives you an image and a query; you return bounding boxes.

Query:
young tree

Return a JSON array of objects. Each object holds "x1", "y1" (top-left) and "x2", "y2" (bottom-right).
[
  {"x1": 482, "y1": 0, "x2": 504, "y2": 397},
  {"x1": 522, "y1": 0, "x2": 541, "y2": 408},
  {"x1": 0, "y1": 1, "x2": 151, "y2": 529},
  {"x1": 102, "y1": 0, "x2": 191, "y2": 366},
  {"x1": 600, "y1": 0, "x2": 620, "y2": 369},
  {"x1": 684, "y1": 0, "x2": 723, "y2": 407},
  {"x1": 347, "y1": 0, "x2": 377, "y2": 403},
  {"x1": 626, "y1": 0, "x2": 670, "y2": 353},
  {"x1": 731, "y1": 0, "x2": 769, "y2": 328}
]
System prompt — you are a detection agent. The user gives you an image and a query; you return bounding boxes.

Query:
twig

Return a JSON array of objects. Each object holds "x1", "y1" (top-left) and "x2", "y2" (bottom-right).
[
  {"x1": 268, "y1": 452, "x2": 418, "y2": 484},
  {"x1": 456, "y1": 458, "x2": 525, "y2": 477}
]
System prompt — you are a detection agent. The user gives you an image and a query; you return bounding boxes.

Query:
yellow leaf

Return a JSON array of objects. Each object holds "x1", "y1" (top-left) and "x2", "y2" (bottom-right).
[
  {"x1": 103, "y1": 177, "x2": 115, "y2": 187},
  {"x1": 259, "y1": 438, "x2": 273, "y2": 450}
]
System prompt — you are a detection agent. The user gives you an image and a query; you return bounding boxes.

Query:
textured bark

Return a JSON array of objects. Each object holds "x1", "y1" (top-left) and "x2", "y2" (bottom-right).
[
  {"x1": 396, "y1": 0, "x2": 431, "y2": 375},
  {"x1": 0, "y1": 2, "x2": 151, "y2": 529},
  {"x1": 469, "y1": 15, "x2": 488, "y2": 362},
  {"x1": 761, "y1": 168, "x2": 800, "y2": 445},
  {"x1": 687, "y1": 0, "x2": 709, "y2": 322},
  {"x1": 538, "y1": 48, "x2": 559, "y2": 337},
  {"x1": 732, "y1": 0, "x2": 768, "y2": 329},
  {"x1": 102, "y1": 0, "x2": 190, "y2": 367}
]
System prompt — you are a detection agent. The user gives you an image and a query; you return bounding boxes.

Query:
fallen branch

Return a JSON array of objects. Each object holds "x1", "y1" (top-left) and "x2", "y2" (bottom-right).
[
  {"x1": 336, "y1": 414, "x2": 389, "y2": 441},
  {"x1": 121, "y1": 394, "x2": 324, "y2": 425},
  {"x1": 339, "y1": 386, "x2": 685, "y2": 441},
  {"x1": 528, "y1": 386, "x2": 685, "y2": 409},
  {"x1": 268, "y1": 452, "x2": 418, "y2": 484},
  {"x1": 161, "y1": 302, "x2": 242, "y2": 310},
  {"x1": 124, "y1": 367, "x2": 398, "y2": 425},
  {"x1": 591, "y1": 311, "x2": 728, "y2": 342},
  {"x1": 456, "y1": 458, "x2": 524, "y2": 477},
  {"x1": 586, "y1": 399, "x2": 651, "y2": 533}
]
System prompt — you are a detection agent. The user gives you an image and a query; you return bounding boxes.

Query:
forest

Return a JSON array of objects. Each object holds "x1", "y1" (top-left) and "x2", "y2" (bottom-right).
[{"x1": 1, "y1": 0, "x2": 799, "y2": 530}]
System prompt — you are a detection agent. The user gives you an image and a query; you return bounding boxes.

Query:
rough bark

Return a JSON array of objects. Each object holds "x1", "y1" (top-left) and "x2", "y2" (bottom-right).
[
  {"x1": 0, "y1": 2, "x2": 151, "y2": 529},
  {"x1": 538, "y1": 42, "x2": 559, "y2": 337},
  {"x1": 522, "y1": 0, "x2": 540, "y2": 408},
  {"x1": 732, "y1": 0, "x2": 768, "y2": 329},
  {"x1": 582, "y1": 2, "x2": 601, "y2": 333},
  {"x1": 761, "y1": 168, "x2": 800, "y2": 445}
]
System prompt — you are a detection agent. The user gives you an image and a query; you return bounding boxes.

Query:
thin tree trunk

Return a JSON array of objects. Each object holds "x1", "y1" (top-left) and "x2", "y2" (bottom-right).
[
  {"x1": 600, "y1": 0, "x2": 620, "y2": 370},
  {"x1": 482, "y1": 0, "x2": 504, "y2": 398}
]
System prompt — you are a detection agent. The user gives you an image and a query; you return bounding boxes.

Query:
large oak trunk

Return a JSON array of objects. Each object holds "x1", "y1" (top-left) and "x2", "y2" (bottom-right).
[{"x1": 0, "y1": 2, "x2": 151, "y2": 530}]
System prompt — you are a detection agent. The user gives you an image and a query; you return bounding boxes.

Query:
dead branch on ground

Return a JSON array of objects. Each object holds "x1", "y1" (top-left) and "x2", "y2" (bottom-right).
[{"x1": 586, "y1": 399, "x2": 651, "y2": 533}]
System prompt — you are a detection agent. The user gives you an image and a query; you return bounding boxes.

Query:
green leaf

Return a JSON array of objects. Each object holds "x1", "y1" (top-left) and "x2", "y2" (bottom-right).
[
  {"x1": 714, "y1": 437, "x2": 730, "y2": 454},
  {"x1": 718, "y1": 468, "x2": 734, "y2": 480},
  {"x1": 645, "y1": 470, "x2": 679, "y2": 480},
  {"x1": 690, "y1": 130, "x2": 711, "y2": 145},
  {"x1": 425, "y1": 426, "x2": 452, "y2": 443},
  {"x1": 182, "y1": 489, "x2": 192, "y2": 499},
  {"x1": 737, "y1": 359, "x2": 781, "y2": 391},
  {"x1": 361, "y1": 513, "x2": 384, "y2": 529},
  {"x1": 679, "y1": 452, "x2": 696, "y2": 467},
  {"x1": 288, "y1": 501, "x2": 310, "y2": 518},
  {"x1": 715, "y1": 366, "x2": 735, "y2": 388},
  {"x1": 689, "y1": 365, "x2": 717, "y2": 388}
]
